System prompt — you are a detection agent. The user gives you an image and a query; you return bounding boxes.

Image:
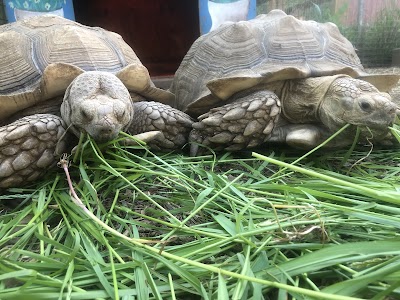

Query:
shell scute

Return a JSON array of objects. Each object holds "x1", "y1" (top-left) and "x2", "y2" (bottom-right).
[
  {"x1": 171, "y1": 10, "x2": 366, "y2": 115},
  {"x1": 0, "y1": 15, "x2": 145, "y2": 120}
]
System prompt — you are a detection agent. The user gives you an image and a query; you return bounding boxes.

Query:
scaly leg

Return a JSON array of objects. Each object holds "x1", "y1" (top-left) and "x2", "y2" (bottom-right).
[
  {"x1": 129, "y1": 101, "x2": 194, "y2": 150},
  {"x1": 189, "y1": 90, "x2": 281, "y2": 155},
  {"x1": 0, "y1": 114, "x2": 68, "y2": 188}
]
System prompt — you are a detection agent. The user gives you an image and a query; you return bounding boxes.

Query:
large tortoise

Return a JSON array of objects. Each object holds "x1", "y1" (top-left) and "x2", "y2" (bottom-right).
[
  {"x1": 0, "y1": 15, "x2": 193, "y2": 188},
  {"x1": 170, "y1": 9, "x2": 400, "y2": 155}
]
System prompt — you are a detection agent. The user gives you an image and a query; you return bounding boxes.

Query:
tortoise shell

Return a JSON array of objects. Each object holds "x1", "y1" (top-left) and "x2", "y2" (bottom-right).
[
  {"x1": 170, "y1": 9, "x2": 398, "y2": 116},
  {"x1": 0, "y1": 15, "x2": 173, "y2": 120}
]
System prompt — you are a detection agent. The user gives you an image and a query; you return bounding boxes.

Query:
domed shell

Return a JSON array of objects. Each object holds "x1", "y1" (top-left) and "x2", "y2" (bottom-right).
[
  {"x1": 170, "y1": 9, "x2": 398, "y2": 116},
  {"x1": 0, "y1": 15, "x2": 173, "y2": 119}
]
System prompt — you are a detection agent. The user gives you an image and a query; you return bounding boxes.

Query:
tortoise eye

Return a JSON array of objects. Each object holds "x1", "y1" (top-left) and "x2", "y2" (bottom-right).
[
  {"x1": 117, "y1": 110, "x2": 126, "y2": 121},
  {"x1": 81, "y1": 108, "x2": 93, "y2": 121},
  {"x1": 359, "y1": 100, "x2": 372, "y2": 111}
]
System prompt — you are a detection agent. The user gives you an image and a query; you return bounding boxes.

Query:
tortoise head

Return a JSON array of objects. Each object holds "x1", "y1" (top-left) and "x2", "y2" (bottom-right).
[
  {"x1": 319, "y1": 76, "x2": 398, "y2": 141},
  {"x1": 60, "y1": 71, "x2": 134, "y2": 142}
]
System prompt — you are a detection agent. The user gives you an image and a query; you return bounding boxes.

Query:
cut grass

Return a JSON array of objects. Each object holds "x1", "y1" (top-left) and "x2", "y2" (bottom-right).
[{"x1": 1, "y1": 129, "x2": 400, "y2": 299}]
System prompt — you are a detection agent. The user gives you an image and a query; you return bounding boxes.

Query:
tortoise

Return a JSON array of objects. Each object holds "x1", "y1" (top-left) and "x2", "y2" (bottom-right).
[
  {"x1": 170, "y1": 9, "x2": 400, "y2": 155},
  {"x1": 0, "y1": 15, "x2": 193, "y2": 188}
]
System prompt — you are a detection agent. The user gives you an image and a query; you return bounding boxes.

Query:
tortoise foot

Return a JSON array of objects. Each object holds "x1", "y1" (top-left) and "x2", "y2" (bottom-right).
[
  {"x1": 0, "y1": 114, "x2": 67, "y2": 188},
  {"x1": 129, "y1": 101, "x2": 194, "y2": 150},
  {"x1": 189, "y1": 90, "x2": 281, "y2": 156}
]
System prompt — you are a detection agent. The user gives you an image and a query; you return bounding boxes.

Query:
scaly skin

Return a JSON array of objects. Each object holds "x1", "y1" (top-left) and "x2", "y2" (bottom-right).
[
  {"x1": 129, "y1": 101, "x2": 194, "y2": 150},
  {"x1": 0, "y1": 72, "x2": 193, "y2": 188},
  {"x1": 189, "y1": 89, "x2": 281, "y2": 155},
  {"x1": 319, "y1": 77, "x2": 397, "y2": 135},
  {"x1": 0, "y1": 114, "x2": 67, "y2": 188},
  {"x1": 188, "y1": 76, "x2": 398, "y2": 154},
  {"x1": 60, "y1": 72, "x2": 134, "y2": 142}
]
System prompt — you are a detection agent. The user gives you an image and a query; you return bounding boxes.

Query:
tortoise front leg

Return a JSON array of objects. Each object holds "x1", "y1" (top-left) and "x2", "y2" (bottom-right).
[
  {"x1": 0, "y1": 114, "x2": 68, "y2": 188},
  {"x1": 189, "y1": 90, "x2": 281, "y2": 155},
  {"x1": 269, "y1": 123, "x2": 362, "y2": 149},
  {"x1": 268, "y1": 124, "x2": 327, "y2": 149},
  {"x1": 129, "y1": 101, "x2": 194, "y2": 150}
]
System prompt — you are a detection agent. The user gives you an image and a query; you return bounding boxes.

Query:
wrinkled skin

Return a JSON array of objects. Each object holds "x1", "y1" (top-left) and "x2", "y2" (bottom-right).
[
  {"x1": 0, "y1": 72, "x2": 193, "y2": 188},
  {"x1": 189, "y1": 75, "x2": 399, "y2": 154},
  {"x1": 319, "y1": 77, "x2": 397, "y2": 138},
  {"x1": 275, "y1": 76, "x2": 399, "y2": 149},
  {"x1": 60, "y1": 72, "x2": 134, "y2": 142}
]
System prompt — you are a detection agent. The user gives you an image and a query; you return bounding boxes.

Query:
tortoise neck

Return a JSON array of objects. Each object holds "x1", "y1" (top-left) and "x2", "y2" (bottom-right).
[{"x1": 280, "y1": 75, "x2": 347, "y2": 124}]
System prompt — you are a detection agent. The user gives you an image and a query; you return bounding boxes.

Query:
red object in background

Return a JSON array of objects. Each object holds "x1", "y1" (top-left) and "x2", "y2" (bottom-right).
[{"x1": 73, "y1": 0, "x2": 200, "y2": 77}]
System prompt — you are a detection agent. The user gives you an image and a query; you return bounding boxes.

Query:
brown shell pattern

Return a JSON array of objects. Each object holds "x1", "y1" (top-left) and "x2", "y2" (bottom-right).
[
  {"x1": 170, "y1": 9, "x2": 365, "y2": 115},
  {"x1": 0, "y1": 15, "x2": 141, "y2": 95}
]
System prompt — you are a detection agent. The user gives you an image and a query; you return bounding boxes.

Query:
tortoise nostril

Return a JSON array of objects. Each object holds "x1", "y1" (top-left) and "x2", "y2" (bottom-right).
[{"x1": 99, "y1": 127, "x2": 113, "y2": 135}]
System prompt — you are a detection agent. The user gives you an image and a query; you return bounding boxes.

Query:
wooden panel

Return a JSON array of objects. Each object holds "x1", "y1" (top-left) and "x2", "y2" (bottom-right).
[{"x1": 73, "y1": 0, "x2": 200, "y2": 76}]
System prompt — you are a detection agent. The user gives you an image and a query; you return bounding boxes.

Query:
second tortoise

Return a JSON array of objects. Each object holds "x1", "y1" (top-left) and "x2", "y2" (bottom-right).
[{"x1": 170, "y1": 9, "x2": 400, "y2": 155}]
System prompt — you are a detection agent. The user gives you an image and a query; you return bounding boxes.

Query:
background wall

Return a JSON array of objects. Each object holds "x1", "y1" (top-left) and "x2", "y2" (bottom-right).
[{"x1": 257, "y1": 0, "x2": 400, "y2": 67}]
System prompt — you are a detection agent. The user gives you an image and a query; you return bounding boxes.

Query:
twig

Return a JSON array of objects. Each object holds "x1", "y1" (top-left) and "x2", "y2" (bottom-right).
[
  {"x1": 58, "y1": 153, "x2": 161, "y2": 245},
  {"x1": 56, "y1": 155, "x2": 362, "y2": 300}
]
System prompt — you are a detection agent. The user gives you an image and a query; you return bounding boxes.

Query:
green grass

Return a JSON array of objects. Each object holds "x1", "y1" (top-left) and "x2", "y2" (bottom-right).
[{"x1": 1, "y1": 128, "x2": 400, "y2": 299}]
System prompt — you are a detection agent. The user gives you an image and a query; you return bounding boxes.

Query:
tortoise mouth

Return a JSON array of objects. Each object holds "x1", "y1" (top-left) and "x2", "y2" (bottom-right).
[
  {"x1": 70, "y1": 124, "x2": 120, "y2": 143},
  {"x1": 91, "y1": 133, "x2": 119, "y2": 143},
  {"x1": 350, "y1": 103, "x2": 397, "y2": 130},
  {"x1": 87, "y1": 125, "x2": 120, "y2": 143}
]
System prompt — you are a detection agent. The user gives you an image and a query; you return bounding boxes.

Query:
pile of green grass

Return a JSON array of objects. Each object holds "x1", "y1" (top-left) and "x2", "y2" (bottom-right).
[{"x1": 1, "y1": 127, "x2": 400, "y2": 300}]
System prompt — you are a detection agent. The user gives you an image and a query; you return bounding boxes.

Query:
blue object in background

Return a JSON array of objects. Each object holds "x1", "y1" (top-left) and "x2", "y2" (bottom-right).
[
  {"x1": 199, "y1": 0, "x2": 256, "y2": 35},
  {"x1": 5, "y1": 0, "x2": 75, "y2": 23}
]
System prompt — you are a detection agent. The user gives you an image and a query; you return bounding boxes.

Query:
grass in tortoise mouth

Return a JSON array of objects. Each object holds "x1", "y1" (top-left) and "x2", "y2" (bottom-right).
[{"x1": 1, "y1": 123, "x2": 400, "y2": 299}]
